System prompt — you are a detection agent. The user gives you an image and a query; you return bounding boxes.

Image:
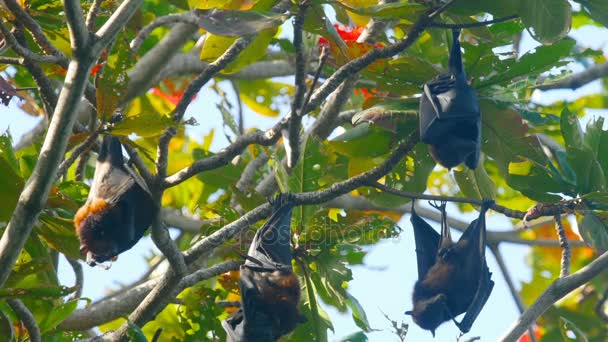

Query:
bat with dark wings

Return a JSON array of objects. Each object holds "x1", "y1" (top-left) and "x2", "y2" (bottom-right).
[
  {"x1": 419, "y1": 28, "x2": 481, "y2": 169},
  {"x1": 406, "y1": 200, "x2": 494, "y2": 336},
  {"x1": 222, "y1": 193, "x2": 306, "y2": 341},
  {"x1": 73, "y1": 135, "x2": 156, "y2": 267}
]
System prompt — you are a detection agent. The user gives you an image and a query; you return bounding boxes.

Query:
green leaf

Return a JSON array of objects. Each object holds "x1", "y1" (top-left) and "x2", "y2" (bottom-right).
[
  {"x1": 196, "y1": 10, "x2": 286, "y2": 36},
  {"x1": 0, "y1": 306, "x2": 14, "y2": 341},
  {"x1": 127, "y1": 320, "x2": 149, "y2": 342},
  {"x1": 560, "y1": 107, "x2": 584, "y2": 150},
  {"x1": 38, "y1": 299, "x2": 79, "y2": 334},
  {"x1": 337, "y1": 331, "x2": 368, "y2": 342},
  {"x1": 566, "y1": 147, "x2": 606, "y2": 194},
  {"x1": 116, "y1": 93, "x2": 175, "y2": 137},
  {"x1": 579, "y1": 212, "x2": 608, "y2": 252},
  {"x1": 351, "y1": 99, "x2": 418, "y2": 130},
  {"x1": 37, "y1": 214, "x2": 81, "y2": 260},
  {"x1": 453, "y1": 155, "x2": 497, "y2": 200},
  {"x1": 0, "y1": 285, "x2": 76, "y2": 299},
  {"x1": 237, "y1": 79, "x2": 293, "y2": 117},
  {"x1": 581, "y1": 192, "x2": 608, "y2": 210},
  {"x1": 558, "y1": 317, "x2": 589, "y2": 342},
  {"x1": 95, "y1": 37, "x2": 132, "y2": 121},
  {"x1": 303, "y1": 4, "x2": 348, "y2": 57},
  {"x1": 336, "y1": 2, "x2": 425, "y2": 21},
  {"x1": 481, "y1": 100, "x2": 547, "y2": 171},
  {"x1": 583, "y1": 116, "x2": 608, "y2": 185},
  {"x1": 573, "y1": 0, "x2": 608, "y2": 27},
  {"x1": 478, "y1": 38, "x2": 575, "y2": 87},
  {"x1": 200, "y1": 28, "x2": 277, "y2": 74},
  {"x1": 518, "y1": 0, "x2": 572, "y2": 44},
  {"x1": 0, "y1": 133, "x2": 24, "y2": 221},
  {"x1": 345, "y1": 292, "x2": 371, "y2": 331}
]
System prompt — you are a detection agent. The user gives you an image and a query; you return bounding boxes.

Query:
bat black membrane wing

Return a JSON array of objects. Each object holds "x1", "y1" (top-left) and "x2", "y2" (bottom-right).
[
  {"x1": 410, "y1": 202, "x2": 441, "y2": 281},
  {"x1": 419, "y1": 29, "x2": 481, "y2": 170},
  {"x1": 454, "y1": 200, "x2": 495, "y2": 333},
  {"x1": 245, "y1": 193, "x2": 295, "y2": 272}
]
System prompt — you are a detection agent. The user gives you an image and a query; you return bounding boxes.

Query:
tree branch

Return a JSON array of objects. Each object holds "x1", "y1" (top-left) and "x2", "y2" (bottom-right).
[
  {"x1": 129, "y1": 11, "x2": 200, "y2": 53},
  {"x1": 536, "y1": 62, "x2": 608, "y2": 91},
  {"x1": 554, "y1": 214, "x2": 571, "y2": 277},
  {"x1": 86, "y1": 0, "x2": 104, "y2": 32},
  {"x1": 94, "y1": 0, "x2": 144, "y2": 55},
  {"x1": 63, "y1": 0, "x2": 90, "y2": 53},
  {"x1": 7, "y1": 299, "x2": 41, "y2": 342},
  {"x1": 3, "y1": 0, "x2": 68, "y2": 62},
  {"x1": 500, "y1": 250, "x2": 608, "y2": 341}
]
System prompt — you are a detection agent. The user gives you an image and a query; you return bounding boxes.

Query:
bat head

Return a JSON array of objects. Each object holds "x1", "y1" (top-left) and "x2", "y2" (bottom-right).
[
  {"x1": 407, "y1": 293, "x2": 449, "y2": 336},
  {"x1": 75, "y1": 198, "x2": 121, "y2": 266}
]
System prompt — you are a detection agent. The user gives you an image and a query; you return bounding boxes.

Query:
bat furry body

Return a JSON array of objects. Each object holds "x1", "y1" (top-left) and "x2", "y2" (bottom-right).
[
  {"x1": 407, "y1": 200, "x2": 494, "y2": 336},
  {"x1": 419, "y1": 29, "x2": 481, "y2": 169},
  {"x1": 223, "y1": 193, "x2": 305, "y2": 341},
  {"x1": 74, "y1": 135, "x2": 156, "y2": 266}
]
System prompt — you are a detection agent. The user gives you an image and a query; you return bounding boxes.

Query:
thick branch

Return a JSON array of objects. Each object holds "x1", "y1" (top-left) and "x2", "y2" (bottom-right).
[
  {"x1": 63, "y1": 0, "x2": 89, "y2": 52},
  {"x1": 500, "y1": 250, "x2": 608, "y2": 341}
]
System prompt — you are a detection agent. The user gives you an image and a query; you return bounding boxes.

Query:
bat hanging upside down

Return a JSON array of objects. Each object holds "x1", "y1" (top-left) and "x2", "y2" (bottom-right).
[
  {"x1": 222, "y1": 193, "x2": 306, "y2": 341},
  {"x1": 406, "y1": 200, "x2": 494, "y2": 336},
  {"x1": 419, "y1": 29, "x2": 481, "y2": 169},
  {"x1": 73, "y1": 135, "x2": 156, "y2": 267}
]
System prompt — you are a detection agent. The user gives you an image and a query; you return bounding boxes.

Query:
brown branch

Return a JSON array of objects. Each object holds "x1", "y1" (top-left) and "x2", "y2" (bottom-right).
[
  {"x1": 55, "y1": 131, "x2": 99, "y2": 180},
  {"x1": 500, "y1": 250, "x2": 608, "y2": 341},
  {"x1": 537, "y1": 62, "x2": 608, "y2": 91},
  {"x1": 183, "y1": 130, "x2": 419, "y2": 263},
  {"x1": 85, "y1": 0, "x2": 104, "y2": 31},
  {"x1": 369, "y1": 182, "x2": 527, "y2": 219}
]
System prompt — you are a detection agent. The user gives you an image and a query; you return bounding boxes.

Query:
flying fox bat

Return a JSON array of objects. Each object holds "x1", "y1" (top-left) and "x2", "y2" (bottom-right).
[
  {"x1": 222, "y1": 193, "x2": 306, "y2": 342},
  {"x1": 73, "y1": 135, "x2": 156, "y2": 267},
  {"x1": 406, "y1": 200, "x2": 494, "y2": 336},
  {"x1": 419, "y1": 29, "x2": 481, "y2": 169}
]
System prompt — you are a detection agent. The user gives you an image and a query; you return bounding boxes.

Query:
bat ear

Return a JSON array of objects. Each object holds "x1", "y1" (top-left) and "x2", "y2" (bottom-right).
[{"x1": 404, "y1": 310, "x2": 413, "y2": 316}]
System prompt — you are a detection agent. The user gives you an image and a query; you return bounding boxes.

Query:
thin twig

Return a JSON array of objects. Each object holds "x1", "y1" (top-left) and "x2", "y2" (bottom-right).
[
  {"x1": 0, "y1": 20, "x2": 63, "y2": 64},
  {"x1": 67, "y1": 257, "x2": 84, "y2": 300},
  {"x1": 554, "y1": 214, "x2": 571, "y2": 277},
  {"x1": 490, "y1": 244, "x2": 537, "y2": 342},
  {"x1": 6, "y1": 299, "x2": 41, "y2": 342},
  {"x1": 55, "y1": 131, "x2": 99, "y2": 181},
  {"x1": 370, "y1": 182, "x2": 527, "y2": 219},
  {"x1": 429, "y1": 15, "x2": 518, "y2": 29},
  {"x1": 183, "y1": 130, "x2": 419, "y2": 263},
  {"x1": 3, "y1": 0, "x2": 69, "y2": 65},
  {"x1": 85, "y1": 0, "x2": 104, "y2": 32},
  {"x1": 500, "y1": 250, "x2": 608, "y2": 341},
  {"x1": 129, "y1": 11, "x2": 200, "y2": 53}
]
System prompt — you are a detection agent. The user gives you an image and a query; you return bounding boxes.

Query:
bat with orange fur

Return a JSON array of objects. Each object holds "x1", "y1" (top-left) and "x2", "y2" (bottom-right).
[{"x1": 74, "y1": 135, "x2": 156, "y2": 266}]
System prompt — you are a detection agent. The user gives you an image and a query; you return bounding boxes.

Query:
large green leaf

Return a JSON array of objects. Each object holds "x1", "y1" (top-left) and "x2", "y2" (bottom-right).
[
  {"x1": 519, "y1": 0, "x2": 572, "y2": 44},
  {"x1": 196, "y1": 9, "x2": 287, "y2": 36},
  {"x1": 560, "y1": 107, "x2": 584, "y2": 150},
  {"x1": 453, "y1": 155, "x2": 497, "y2": 200},
  {"x1": 574, "y1": 0, "x2": 608, "y2": 27},
  {"x1": 579, "y1": 211, "x2": 608, "y2": 252}
]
